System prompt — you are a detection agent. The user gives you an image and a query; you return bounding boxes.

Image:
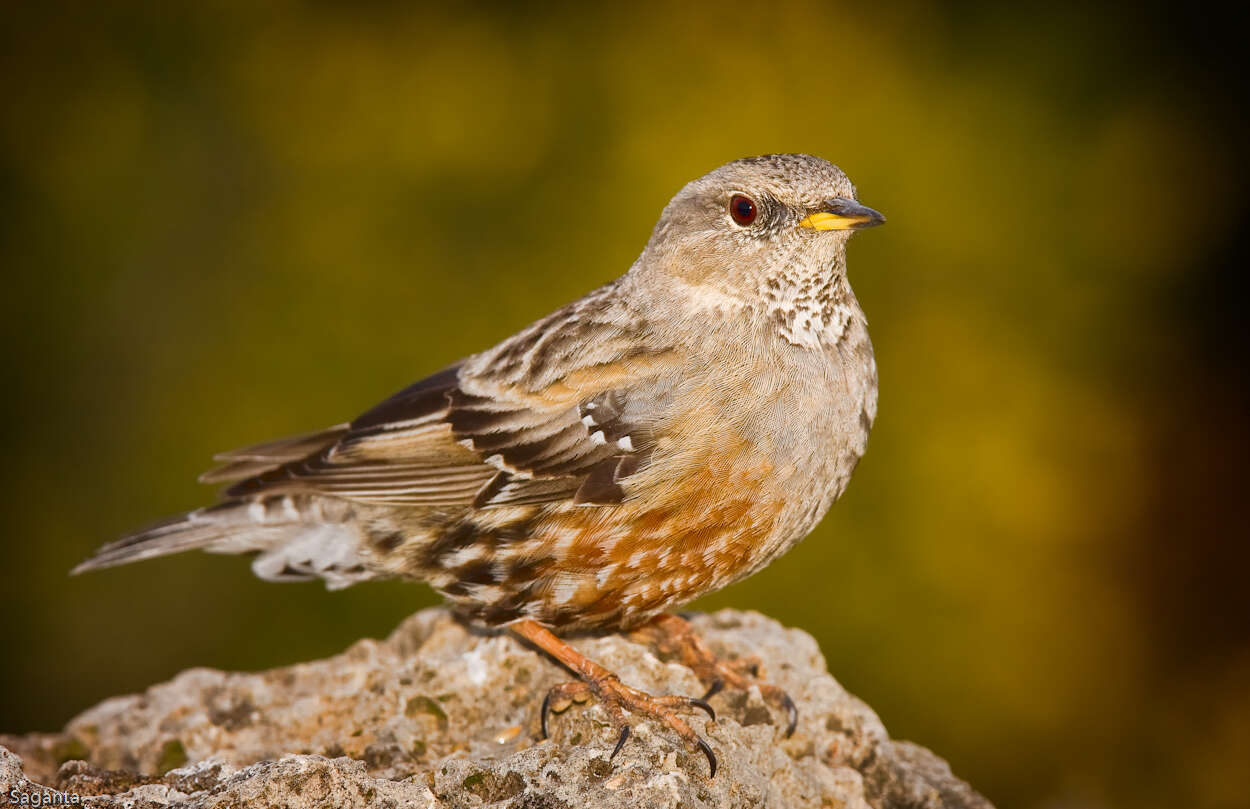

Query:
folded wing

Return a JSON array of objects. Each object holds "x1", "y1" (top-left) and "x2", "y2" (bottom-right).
[{"x1": 210, "y1": 293, "x2": 671, "y2": 509}]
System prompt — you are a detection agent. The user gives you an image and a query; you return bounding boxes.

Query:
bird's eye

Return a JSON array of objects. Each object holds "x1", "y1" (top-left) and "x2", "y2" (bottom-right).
[{"x1": 729, "y1": 194, "x2": 758, "y2": 226}]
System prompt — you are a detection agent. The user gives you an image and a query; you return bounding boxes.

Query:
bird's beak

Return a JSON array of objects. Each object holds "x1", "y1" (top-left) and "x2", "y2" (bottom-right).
[{"x1": 799, "y1": 198, "x2": 886, "y2": 231}]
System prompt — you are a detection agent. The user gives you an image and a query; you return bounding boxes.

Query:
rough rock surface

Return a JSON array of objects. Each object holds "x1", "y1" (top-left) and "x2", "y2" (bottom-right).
[{"x1": 1, "y1": 609, "x2": 993, "y2": 808}]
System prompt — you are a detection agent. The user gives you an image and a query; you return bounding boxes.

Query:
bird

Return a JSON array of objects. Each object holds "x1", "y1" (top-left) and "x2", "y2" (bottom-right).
[{"x1": 73, "y1": 153, "x2": 885, "y2": 777}]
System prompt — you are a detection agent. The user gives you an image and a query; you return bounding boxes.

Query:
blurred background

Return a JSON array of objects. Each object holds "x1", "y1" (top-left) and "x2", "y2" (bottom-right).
[{"x1": 2, "y1": 3, "x2": 1247, "y2": 807}]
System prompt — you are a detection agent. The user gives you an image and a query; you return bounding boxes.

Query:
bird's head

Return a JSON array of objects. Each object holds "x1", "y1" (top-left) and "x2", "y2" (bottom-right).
[{"x1": 636, "y1": 154, "x2": 884, "y2": 311}]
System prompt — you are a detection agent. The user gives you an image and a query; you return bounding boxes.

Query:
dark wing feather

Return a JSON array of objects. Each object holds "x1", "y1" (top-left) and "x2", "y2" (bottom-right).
[
  {"x1": 199, "y1": 425, "x2": 350, "y2": 484},
  {"x1": 350, "y1": 364, "x2": 462, "y2": 430},
  {"x1": 223, "y1": 362, "x2": 492, "y2": 503},
  {"x1": 214, "y1": 295, "x2": 663, "y2": 507}
]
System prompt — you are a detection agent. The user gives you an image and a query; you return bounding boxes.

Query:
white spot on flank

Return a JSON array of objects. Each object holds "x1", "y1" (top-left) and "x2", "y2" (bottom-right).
[
  {"x1": 596, "y1": 563, "x2": 619, "y2": 587},
  {"x1": 473, "y1": 584, "x2": 505, "y2": 602},
  {"x1": 589, "y1": 431, "x2": 607, "y2": 446},
  {"x1": 617, "y1": 435, "x2": 633, "y2": 451},
  {"x1": 581, "y1": 414, "x2": 597, "y2": 427},
  {"x1": 441, "y1": 544, "x2": 489, "y2": 569},
  {"x1": 551, "y1": 574, "x2": 582, "y2": 605},
  {"x1": 248, "y1": 501, "x2": 265, "y2": 522}
]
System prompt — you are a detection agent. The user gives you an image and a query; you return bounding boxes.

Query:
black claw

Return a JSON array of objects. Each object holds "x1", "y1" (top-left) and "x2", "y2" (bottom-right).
[
  {"x1": 540, "y1": 690, "x2": 553, "y2": 739},
  {"x1": 609, "y1": 725, "x2": 631, "y2": 761},
  {"x1": 701, "y1": 679, "x2": 724, "y2": 701},
  {"x1": 689, "y1": 698, "x2": 716, "y2": 721},
  {"x1": 782, "y1": 693, "x2": 798, "y2": 738},
  {"x1": 696, "y1": 736, "x2": 717, "y2": 778}
]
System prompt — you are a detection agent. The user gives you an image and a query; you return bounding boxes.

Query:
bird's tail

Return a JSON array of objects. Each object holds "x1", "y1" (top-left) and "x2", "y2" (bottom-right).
[{"x1": 72, "y1": 496, "x2": 372, "y2": 590}]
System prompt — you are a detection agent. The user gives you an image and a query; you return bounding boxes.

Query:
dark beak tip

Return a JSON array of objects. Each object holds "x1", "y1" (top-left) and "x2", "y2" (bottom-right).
[
  {"x1": 826, "y1": 197, "x2": 885, "y2": 229},
  {"x1": 848, "y1": 206, "x2": 886, "y2": 230}
]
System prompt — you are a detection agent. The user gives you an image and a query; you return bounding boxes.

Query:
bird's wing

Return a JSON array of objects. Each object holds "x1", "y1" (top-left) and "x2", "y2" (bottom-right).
[
  {"x1": 199, "y1": 425, "x2": 352, "y2": 484},
  {"x1": 210, "y1": 289, "x2": 671, "y2": 507}
]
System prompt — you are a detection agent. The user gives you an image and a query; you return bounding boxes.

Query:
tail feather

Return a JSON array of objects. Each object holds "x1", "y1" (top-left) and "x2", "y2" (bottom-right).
[
  {"x1": 70, "y1": 506, "x2": 284, "y2": 574},
  {"x1": 72, "y1": 496, "x2": 374, "y2": 591}
]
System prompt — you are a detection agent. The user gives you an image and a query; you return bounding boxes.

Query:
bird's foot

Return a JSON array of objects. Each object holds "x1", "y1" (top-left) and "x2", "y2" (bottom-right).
[
  {"x1": 510, "y1": 619, "x2": 718, "y2": 777},
  {"x1": 633, "y1": 612, "x2": 798, "y2": 737},
  {"x1": 540, "y1": 675, "x2": 717, "y2": 775}
]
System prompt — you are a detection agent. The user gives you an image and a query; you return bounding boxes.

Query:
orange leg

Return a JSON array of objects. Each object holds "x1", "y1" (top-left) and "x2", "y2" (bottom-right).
[
  {"x1": 632, "y1": 613, "x2": 798, "y2": 737},
  {"x1": 509, "y1": 618, "x2": 718, "y2": 776}
]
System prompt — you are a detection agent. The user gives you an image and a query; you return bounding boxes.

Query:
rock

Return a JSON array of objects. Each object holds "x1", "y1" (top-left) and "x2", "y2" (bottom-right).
[{"x1": 0, "y1": 609, "x2": 993, "y2": 808}]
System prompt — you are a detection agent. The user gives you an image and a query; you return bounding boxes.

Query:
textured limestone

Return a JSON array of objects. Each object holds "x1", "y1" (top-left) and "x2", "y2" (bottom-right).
[{"x1": 1, "y1": 609, "x2": 993, "y2": 808}]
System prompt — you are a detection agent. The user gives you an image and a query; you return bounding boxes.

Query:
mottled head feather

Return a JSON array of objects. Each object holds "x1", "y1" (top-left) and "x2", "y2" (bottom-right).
[{"x1": 633, "y1": 154, "x2": 877, "y2": 349}]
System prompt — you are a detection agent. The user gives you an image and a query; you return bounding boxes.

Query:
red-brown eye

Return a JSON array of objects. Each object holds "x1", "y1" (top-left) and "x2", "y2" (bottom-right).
[{"x1": 729, "y1": 194, "x2": 757, "y2": 226}]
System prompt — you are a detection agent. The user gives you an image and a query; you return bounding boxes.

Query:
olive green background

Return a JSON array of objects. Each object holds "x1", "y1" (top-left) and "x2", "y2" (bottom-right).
[{"x1": 2, "y1": 4, "x2": 1248, "y2": 808}]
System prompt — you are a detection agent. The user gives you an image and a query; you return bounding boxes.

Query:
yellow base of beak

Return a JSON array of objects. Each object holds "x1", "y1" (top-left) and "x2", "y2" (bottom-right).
[
  {"x1": 799, "y1": 212, "x2": 857, "y2": 230},
  {"x1": 798, "y1": 211, "x2": 877, "y2": 231},
  {"x1": 799, "y1": 200, "x2": 885, "y2": 231}
]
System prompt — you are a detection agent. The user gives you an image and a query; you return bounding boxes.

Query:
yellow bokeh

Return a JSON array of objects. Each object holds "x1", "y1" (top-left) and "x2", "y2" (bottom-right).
[{"x1": 1, "y1": 3, "x2": 1245, "y2": 807}]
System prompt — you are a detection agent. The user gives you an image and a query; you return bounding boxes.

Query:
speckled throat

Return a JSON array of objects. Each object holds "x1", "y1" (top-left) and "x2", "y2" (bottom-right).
[{"x1": 761, "y1": 241, "x2": 856, "y2": 350}]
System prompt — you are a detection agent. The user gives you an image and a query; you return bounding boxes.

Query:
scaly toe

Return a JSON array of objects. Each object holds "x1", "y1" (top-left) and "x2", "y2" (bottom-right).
[
  {"x1": 636, "y1": 613, "x2": 799, "y2": 738},
  {"x1": 538, "y1": 673, "x2": 718, "y2": 776},
  {"x1": 540, "y1": 680, "x2": 592, "y2": 739}
]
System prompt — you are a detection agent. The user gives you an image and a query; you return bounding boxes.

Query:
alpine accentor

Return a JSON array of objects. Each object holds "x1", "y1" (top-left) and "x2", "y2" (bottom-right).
[{"x1": 75, "y1": 153, "x2": 885, "y2": 775}]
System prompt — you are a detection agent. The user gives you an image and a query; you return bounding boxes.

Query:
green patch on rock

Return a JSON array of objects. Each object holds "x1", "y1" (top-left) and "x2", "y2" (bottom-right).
[
  {"x1": 52, "y1": 736, "x2": 89, "y2": 765},
  {"x1": 157, "y1": 739, "x2": 188, "y2": 774}
]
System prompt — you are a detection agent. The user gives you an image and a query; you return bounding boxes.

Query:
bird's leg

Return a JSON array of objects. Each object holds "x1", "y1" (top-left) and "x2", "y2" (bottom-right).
[
  {"x1": 631, "y1": 612, "x2": 798, "y2": 737},
  {"x1": 508, "y1": 618, "x2": 718, "y2": 776}
]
